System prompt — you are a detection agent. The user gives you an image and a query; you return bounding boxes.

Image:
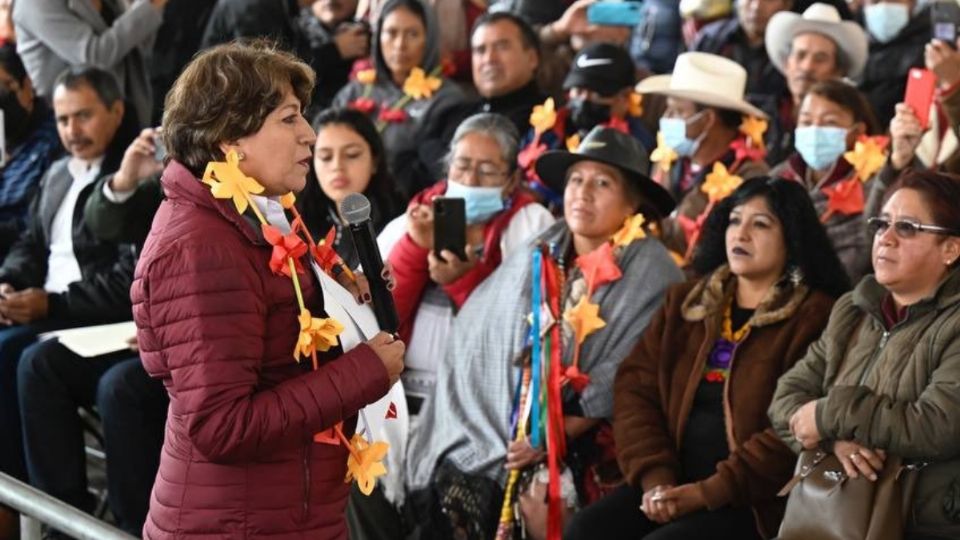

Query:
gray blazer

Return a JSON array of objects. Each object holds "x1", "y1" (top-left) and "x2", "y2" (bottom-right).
[{"x1": 13, "y1": 0, "x2": 162, "y2": 127}]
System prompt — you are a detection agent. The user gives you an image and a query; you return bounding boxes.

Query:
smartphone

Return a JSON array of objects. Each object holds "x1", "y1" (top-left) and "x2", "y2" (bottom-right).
[
  {"x1": 904, "y1": 68, "x2": 937, "y2": 130},
  {"x1": 154, "y1": 137, "x2": 167, "y2": 162},
  {"x1": 432, "y1": 197, "x2": 467, "y2": 262},
  {"x1": 587, "y1": 1, "x2": 644, "y2": 27},
  {"x1": 931, "y1": 0, "x2": 960, "y2": 46}
]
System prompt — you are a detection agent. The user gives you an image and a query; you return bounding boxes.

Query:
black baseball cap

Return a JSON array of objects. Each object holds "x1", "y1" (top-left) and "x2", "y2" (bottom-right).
[{"x1": 562, "y1": 43, "x2": 636, "y2": 97}]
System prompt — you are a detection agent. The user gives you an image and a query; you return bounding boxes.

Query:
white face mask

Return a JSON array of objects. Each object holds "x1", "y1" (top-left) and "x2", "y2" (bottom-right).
[{"x1": 863, "y1": 2, "x2": 911, "y2": 43}]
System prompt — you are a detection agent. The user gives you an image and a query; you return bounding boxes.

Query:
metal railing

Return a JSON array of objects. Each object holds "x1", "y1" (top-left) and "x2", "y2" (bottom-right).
[{"x1": 0, "y1": 472, "x2": 137, "y2": 540}]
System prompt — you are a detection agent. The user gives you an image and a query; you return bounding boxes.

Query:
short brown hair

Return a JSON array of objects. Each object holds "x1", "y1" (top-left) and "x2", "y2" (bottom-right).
[
  {"x1": 887, "y1": 170, "x2": 960, "y2": 241},
  {"x1": 806, "y1": 79, "x2": 880, "y2": 135},
  {"x1": 162, "y1": 40, "x2": 315, "y2": 176}
]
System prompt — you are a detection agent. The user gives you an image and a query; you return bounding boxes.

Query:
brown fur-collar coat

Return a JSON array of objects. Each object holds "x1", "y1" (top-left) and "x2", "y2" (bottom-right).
[{"x1": 613, "y1": 267, "x2": 835, "y2": 538}]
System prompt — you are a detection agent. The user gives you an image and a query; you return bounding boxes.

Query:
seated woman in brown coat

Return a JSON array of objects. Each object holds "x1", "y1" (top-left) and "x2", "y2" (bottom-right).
[{"x1": 565, "y1": 177, "x2": 850, "y2": 540}]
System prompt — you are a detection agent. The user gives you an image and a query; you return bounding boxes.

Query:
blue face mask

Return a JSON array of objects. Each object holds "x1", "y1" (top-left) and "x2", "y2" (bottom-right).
[
  {"x1": 794, "y1": 125, "x2": 849, "y2": 171},
  {"x1": 659, "y1": 112, "x2": 705, "y2": 157},
  {"x1": 863, "y1": 2, "x2": 910, "y2": 43},
  {"x1": 445, "y1": 180, "x2": 505, "y2": 224}
]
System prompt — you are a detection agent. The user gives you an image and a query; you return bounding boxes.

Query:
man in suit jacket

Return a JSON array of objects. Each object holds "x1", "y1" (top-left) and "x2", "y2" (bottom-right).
[
  {"x1": 0, "y1": 66, "x2": 135, "y2": 499},
  {"x1": 12, "y1": 0, "x2": 166, "y2": 127}
]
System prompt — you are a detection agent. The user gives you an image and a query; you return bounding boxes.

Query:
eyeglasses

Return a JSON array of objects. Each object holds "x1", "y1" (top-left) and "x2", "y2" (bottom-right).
[
  {"x1": 867, "y1": 217, "x2": 960, "y2": 239},
  {"x1": 450, "y1": 158, "x2": 508, "y2": 183}
]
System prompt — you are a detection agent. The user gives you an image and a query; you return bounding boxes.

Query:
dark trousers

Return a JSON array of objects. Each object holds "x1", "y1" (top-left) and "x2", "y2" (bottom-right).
[
  {"x1": 564, "y1": 484, "x2": 763, "y2": 540},
  {"x1": 17, "y1": 340, "x2": 167, "y2": 536},
  {"x1": 0, "y1": 323, "x2": 65, "y2": 481}
]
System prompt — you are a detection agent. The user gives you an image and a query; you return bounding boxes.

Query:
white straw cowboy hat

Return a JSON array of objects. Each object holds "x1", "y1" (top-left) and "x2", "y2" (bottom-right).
[
  {"x1": 765, "y1": 3, "x2": 869, "y2": 79},
  {"x1": 635, "y1": 52, "x2": 768, "y2": 119}
]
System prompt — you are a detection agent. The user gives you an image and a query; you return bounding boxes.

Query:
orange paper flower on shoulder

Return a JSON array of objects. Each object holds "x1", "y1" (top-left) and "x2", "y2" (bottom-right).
[
  {"x1": 344, "y1": 434, "x2": 389, "y2": 495},
  {"x1": 530, "y1": 98, "x2": 557, "y2": 136},
  {"x1": 701, "y1": 162, "x2": 743, "y2": 203},
  {"x1": 295, "y1": 309, "x2": 344, "y2": 361},
  {"x1": 356, "y1": 69, "x2": 376, "y2": 85},
  {"x1": 564, "y1": 296, "x2": 606, "y2": 345},
  {"x1": 202, "y1": 149, "x2": 265, "y2": 214},
  {"x1": 628, "y1": 92, "x2": 643, "y2": 117},
  {"x1": 565, "y1": 133, "x2": 581, "y2": 152},
  {"x1": 611, "y1": 213, "x2": 647, "y2": 247},
  {"x1": 564, "y1": 365, "x2": 591, "y2": 393},
  {"x1": 402, "y1": 67, "x2": 442, "y2": 100},
  {"x1": 739, "y1": 116, "x2": 768, "y2": 149},
  {"x1": 576, "y1": 242, "x2": 621, "y2": 292},
  {"x1": 651, "y1": 132, "x2": 678, "y2": 172},
  {"x1": 821, "y1": 177, "x2": 865, "y2": 221},
  {"x1": 844, "y1": 135, "x2": 890, "y2": 182}
]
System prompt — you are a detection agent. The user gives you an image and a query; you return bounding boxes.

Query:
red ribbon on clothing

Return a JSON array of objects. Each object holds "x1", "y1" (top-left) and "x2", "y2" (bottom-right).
[{"x1": 542, "y1": 255, "x2": 566, "y2": 540}]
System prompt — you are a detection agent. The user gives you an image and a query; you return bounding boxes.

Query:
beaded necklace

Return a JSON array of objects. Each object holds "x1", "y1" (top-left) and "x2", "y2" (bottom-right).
[{"x1": 703, "y1": 301, "x2": 751, "y2": 383}]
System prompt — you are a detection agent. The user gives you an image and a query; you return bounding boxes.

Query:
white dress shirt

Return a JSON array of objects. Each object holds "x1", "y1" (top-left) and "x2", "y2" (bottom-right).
[{"x1": 44, "y1": 156, "x2": 104, "y2": 293}]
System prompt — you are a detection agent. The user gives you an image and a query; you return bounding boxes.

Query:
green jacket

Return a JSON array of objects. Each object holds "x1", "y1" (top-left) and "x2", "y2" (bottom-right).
[
  {"x1": 83, "y1": 174, "x2": 163, "y2": 245},
  {"x1": 769, "y1": 268, "x2": 960, "y2": 534}
]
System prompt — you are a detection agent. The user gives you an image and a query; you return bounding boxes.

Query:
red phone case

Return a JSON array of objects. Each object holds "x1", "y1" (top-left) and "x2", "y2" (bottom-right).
[{"x1": 904, "y1": 68, "x2": 937, "y2": 130}]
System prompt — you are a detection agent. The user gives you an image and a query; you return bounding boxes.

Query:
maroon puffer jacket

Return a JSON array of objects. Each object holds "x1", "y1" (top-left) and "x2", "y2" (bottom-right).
[{"x1": 132, "y1": 161, "x2": 389, "y2": 539}]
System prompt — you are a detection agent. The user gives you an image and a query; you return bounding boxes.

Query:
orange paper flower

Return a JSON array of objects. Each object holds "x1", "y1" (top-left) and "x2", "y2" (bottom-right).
[
  {"x1": 530, "y1": 98, "x2": 557, "y2": 136},
  {"x1": 843, "y1": 135, "x2": 890, "y2": 182},
  {"x1": 263, "y1": 224, "x2": 308, "y2": 277},
  {"x1": 344, "y1": 434, "x2": 389, "y2": 495},
  {"x1": 202, "y1": 149, "x2": 265, "y2": 214},
  {"x1": 295, "y1": 309, "x2": 344, "y2": 361},
  {"x1": 356, "y1": 69, "x2": 376, "y2": 85},
  {"x1": 575, "y1": 242, "x2": 622, "y2": 292},
  {"x1": 611, "y1": 213, "x2": 647, "y2": 247},
  {"x1": 564, "y1": 365, "x2": 591, "y2": 393},
  {"x1": 566, "y1": 133, "x2": 581, "y2": 152},
  {"x1": 739, "y1": 116, "x2": 768, "y2": 149},
  {"x1": 821, "y1": 177, "x2": 865, "y2": 222},
  {"x1": 701, "y1": 162, "x2": 743, "y2": 203},
  {"x1": 564, "y1": 296, "x2": 606, "y2": 345},
  {"x1": 628, "y1": 92, "x2": 643, "y2": 117},
  {"x1": 651, "y1": 132, "x2": 678, "y2": 172},
  {"x1": 279, "y1": 192, "x2": 297, "y2": 209},
  {"x1": 402, "y1": 67, "x2": 442, "y2": 100}
]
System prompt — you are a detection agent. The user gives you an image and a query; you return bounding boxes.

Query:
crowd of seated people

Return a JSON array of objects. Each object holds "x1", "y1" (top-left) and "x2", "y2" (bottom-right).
[{"x1": 0, "y1": 0, "x2": 959, "y2": 539}]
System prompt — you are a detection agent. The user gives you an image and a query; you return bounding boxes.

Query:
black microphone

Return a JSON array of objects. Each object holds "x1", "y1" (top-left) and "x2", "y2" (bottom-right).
[{"x1": 340, "y1": 193, "x2": 399, "y2": 333}]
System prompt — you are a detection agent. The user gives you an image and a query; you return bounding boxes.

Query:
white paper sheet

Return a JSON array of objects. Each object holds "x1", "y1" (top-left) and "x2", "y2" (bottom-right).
[{"x1": 39, "y1": 321, "x2": 137, "y2": 358}]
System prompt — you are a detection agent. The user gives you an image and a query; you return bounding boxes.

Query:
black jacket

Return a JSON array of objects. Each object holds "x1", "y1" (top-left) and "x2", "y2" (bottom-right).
[
  {"x1": 692, "y1": 17, "x2": 787, "y2": 105},
  {"x1": 297, "y1": 10, "x2": 366, "y2": 115},
  {"x1": 859, "y1": 6, "x2": 930, "y2": 128},
  {"x1": 0, "y1": 129, "x2": 136, "y2": 324},
  {"x1": 201, "y1": 0, "x2": 305, "y2": 56}
]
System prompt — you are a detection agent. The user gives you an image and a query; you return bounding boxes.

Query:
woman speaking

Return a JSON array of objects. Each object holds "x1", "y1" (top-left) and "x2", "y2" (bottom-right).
[{"x1": 131, "y1": 41, "x2": 404, "y2": 539}]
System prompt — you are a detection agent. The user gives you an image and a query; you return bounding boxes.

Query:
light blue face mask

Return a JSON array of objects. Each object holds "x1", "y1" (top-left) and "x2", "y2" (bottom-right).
[
  {"x1": 445, "y1": 180, "x2": 505, "y2": 224},
  {"x1": 863, "y1": 2, "x2": 910, "y2": 44},
  {"x1": 794, "y1": 125, "x2": 849, "y2": 171},
  {"x1": 659, "y1": 112, "x2": 706, "y2": 157}
]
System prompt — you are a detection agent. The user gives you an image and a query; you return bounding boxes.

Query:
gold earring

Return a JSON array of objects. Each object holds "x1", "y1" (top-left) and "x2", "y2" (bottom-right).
[{"x1": 237, "y1": 151, "x2": 246, "y2": 161}]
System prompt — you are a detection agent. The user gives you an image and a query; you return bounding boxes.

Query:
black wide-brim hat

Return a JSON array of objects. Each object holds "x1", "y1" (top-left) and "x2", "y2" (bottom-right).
[{"x1": 535, "y1": 126, "x2": 676, "y2": 217}]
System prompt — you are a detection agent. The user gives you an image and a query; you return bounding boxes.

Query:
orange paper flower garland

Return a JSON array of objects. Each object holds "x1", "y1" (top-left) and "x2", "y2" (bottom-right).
[
  {"x1": 347, "y1": 67, "x2": 445, "y2": 132},
  {"x1": 820, "y1": 135, "x2": 890, "y2": 222},
  {"x1": 202, "y1": 149, "x2": 388, "y2": 496}
]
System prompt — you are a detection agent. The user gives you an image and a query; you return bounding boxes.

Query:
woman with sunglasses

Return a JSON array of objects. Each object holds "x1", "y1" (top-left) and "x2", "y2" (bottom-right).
[{"x1": 770, "y1": 170, "x2": 960, "y2": 540}]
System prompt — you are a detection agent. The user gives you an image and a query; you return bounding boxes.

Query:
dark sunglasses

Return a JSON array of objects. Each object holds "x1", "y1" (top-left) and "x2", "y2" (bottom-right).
[{"x1": 867, "y1": 217, "x2": 960, "y2": 238}]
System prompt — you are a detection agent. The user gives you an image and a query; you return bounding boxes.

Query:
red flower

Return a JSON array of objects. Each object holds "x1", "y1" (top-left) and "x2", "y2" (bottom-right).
[
  {"x1": 821, "y1": 177, "x2": 865, "y2": 222},
  {"x1": 604, "y1": 117, "x2": 629, "y2": 134},
  {"x1": 348, "y1": 97, "x2": 377, "y2": 114},
  {"x1": 704, "y1": 370, "x2": 726, "y2": 383},
  {"x1": 378, "y1": 106, "x2": 409, "y2": 123},
  {"x1": 575, "y1": 242, "x2": 622, "y2": 292},
  {"x1": 730, "y1": 138, "x2": 766, "y2": 163},
  {"x1": 518, "y1": 140, "x2": 548, "y2": 171},
  {"x1": 262, "y1": 224, "x2": 307, "y2": 277},
  {"x1": 564, "y1": 365, "x2": 591, "y2": 393}
]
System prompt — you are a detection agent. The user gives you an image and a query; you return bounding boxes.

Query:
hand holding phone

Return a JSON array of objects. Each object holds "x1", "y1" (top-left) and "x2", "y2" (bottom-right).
[
  {"x1": 432, "y1": 197, "x2": 467, "y2": 262},
  {"x1": 904, "y1": 68, "x2": 937, "y2": 130}
]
